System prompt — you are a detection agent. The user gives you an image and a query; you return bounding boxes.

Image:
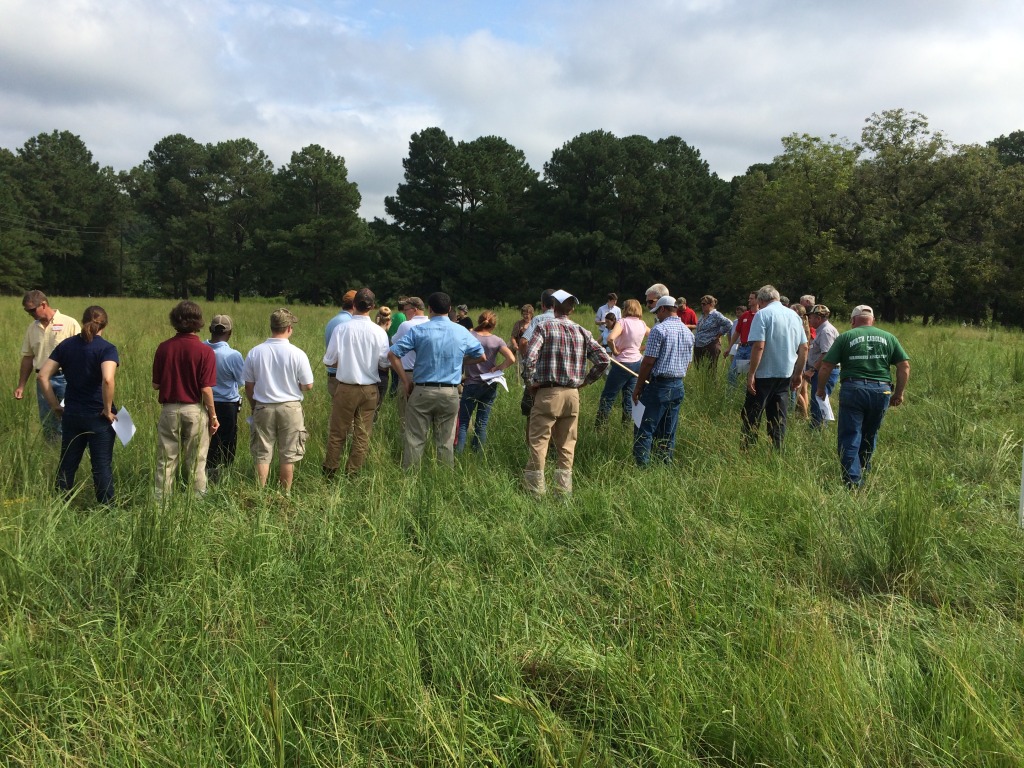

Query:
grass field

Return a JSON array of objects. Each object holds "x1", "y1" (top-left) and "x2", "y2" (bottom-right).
[{"x1": 2, "y1": 297, "x2": 1024, "y2": 766}]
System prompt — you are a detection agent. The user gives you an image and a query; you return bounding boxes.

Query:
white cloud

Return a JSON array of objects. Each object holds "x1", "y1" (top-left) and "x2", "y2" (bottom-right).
[{"x1": 2, "y1": 0, "x2": 1023, "y2": 219}]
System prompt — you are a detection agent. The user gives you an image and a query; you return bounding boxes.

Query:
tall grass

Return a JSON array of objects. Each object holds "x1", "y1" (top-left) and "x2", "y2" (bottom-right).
[{"x1": 2, "y1": 298, "x2": 1024, "y2": 765}]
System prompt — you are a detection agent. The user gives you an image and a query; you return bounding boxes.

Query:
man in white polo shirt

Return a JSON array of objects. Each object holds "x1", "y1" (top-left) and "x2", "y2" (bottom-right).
[
  {"x1": 243, "y1": 309, "x2": 315, "y2": 492},
  {"x1": 322, "y1": 288, "x2": 390, "y2": 477}
]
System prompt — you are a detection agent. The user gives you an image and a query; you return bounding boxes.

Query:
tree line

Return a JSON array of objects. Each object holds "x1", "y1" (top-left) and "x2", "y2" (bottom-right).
[{"x1": 1, "y1": 109, "x2": 1022, "y2": 324}]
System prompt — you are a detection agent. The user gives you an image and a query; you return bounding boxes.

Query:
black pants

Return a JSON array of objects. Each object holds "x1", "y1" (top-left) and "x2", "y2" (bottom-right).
[
  {"x1": 741, "y1": 377, "x2": 791, "y2": 449},
  {"x1": 207, "y1": 400, "x2": 240, "y2": 476}
]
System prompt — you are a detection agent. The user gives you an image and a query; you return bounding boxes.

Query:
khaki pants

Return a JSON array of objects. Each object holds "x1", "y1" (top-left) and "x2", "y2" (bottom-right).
[
  {"x1": 156, "y1": 402, "x2": 210, "y2": 498},
  {"x1": 403, "y1": 385, "x2": 459, "y2": 469},
  {"x1": 395, "y1": 369, "x2": 414, "y2": 431},
  {"x1": 526, "y1": 387, "x2": 579, "y2": 473},
  {"x1": 324, "y1": 383, "x2": 378, "y2": 474}
]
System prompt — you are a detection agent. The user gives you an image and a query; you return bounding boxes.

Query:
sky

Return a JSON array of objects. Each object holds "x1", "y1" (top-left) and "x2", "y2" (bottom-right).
[{"x1": 2, "y1": 0, "x2": 1023, "y2": 220}]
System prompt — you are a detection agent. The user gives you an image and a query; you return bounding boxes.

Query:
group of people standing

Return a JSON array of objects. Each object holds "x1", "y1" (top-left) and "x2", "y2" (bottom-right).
[{"x1": 14, "y1": 281, "x2": 911, "y2": 506}]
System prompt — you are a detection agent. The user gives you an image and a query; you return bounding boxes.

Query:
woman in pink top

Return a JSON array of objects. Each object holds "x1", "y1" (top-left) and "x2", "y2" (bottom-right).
[{"x1": 596, "y1": 298, "x2": 650, "y2": 426}]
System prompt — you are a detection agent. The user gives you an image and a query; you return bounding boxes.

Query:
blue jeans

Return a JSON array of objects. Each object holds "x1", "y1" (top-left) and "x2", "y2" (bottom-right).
[
  {"x1": 57, "y1": 410, "x2": 115, "y2": 504},
  {"x1": 741, "y1": 376, "x2": 791, "y2": 449},
  {"x1": 809, "y1": 368, "x2": 840, "y2": 429},
  {"x1": 728, "y1": 345, "x2": 751, "y2": 387},
  {"x1": 37, "y1": 374, "x2": 66, "y2": 442},
  {"x1": 456, "y1": 381, "x2": 499, "y2": 453},
  {"x1": 633, "y1": 376, "x2": 684, "y2": 466},
  {"x1": 836, "y1": 379, "x2": 891, "y2": 488},
  {"x1": 597, "y1": 360, "x2": 640, "y2": 424}
]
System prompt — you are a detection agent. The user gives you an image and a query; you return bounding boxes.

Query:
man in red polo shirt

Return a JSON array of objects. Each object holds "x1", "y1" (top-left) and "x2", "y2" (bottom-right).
[
  {"x1": 676, "y1": 297, "x2": 698, "y2": 329},
  {"x1": 727, "y1": 290, "x2": 758, "y2": 386},
  {"x1": 152, "y1": 300, "x2": 218, "y2": 499}
]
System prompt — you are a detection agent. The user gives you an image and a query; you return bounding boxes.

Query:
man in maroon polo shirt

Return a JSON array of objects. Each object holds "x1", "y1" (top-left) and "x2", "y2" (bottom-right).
[{"x1": 152, "y1": 300, "x2": 218, "y2": 499}]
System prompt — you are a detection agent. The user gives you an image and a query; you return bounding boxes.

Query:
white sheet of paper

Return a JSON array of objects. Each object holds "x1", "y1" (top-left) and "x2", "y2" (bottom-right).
[
  {"x1": 632, "y1": 400, "x2": 645, "y2": 428},
  {"x1": 480, "y1": 370, "x2": 508, "y2": 391},
  {"x1": 112, "y1": 406, "x2": 137, "y2": 446},
  {"x1": 815, "y1": 394, "x2": 835, "y2": 421}
]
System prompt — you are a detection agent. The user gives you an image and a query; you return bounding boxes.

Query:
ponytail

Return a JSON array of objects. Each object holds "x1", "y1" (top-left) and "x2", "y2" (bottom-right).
[
  {"x1": 80, "y1": 305, "x2": 108, "y2": 344},
  {"x1": 474, "y1": 310, "x2": 497, "y2": 333}
]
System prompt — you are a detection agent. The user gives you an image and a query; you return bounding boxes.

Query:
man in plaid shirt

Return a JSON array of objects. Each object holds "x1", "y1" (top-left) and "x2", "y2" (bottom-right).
[{"x1": 523, "y1": 289, "x2": 609, "y2": 496}]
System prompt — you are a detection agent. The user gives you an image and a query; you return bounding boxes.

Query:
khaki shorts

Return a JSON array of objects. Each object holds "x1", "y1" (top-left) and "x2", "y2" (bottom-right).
[{"x1": 250, "y1": 401, "x2": 308, "y2": 464}]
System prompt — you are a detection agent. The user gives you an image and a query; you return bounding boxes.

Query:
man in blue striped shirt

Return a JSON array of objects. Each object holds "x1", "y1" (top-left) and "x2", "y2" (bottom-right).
[{"x1": 632, "y1": 295, "x2": 694, "y2": 466}]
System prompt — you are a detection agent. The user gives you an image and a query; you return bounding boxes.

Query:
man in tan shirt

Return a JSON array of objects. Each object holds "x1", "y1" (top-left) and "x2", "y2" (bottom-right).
[{"x1": 14, "y1": 290, "x2": 80, "y2": 443}]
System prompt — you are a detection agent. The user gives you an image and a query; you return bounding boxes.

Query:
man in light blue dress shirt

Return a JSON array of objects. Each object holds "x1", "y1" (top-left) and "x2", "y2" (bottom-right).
[{"x1": 389, "y1": 292, "x2": 484, "y2": 469}]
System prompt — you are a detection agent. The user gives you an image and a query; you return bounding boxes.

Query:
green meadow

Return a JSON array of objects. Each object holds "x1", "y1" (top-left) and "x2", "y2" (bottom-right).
[{"x1": 2, "y1": 297, "x2": 1024, "y2": 766}]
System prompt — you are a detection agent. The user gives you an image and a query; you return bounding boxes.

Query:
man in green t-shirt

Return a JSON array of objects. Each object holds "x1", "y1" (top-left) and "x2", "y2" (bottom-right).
[{"x1": 816, "y1": 304, "x2": 910, "y2": 488}]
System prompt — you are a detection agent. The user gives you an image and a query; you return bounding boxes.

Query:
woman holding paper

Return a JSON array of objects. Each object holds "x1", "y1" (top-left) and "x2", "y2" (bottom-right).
[
  {"x1": 38, "y1": 306, "x2": 119, "y2": 505},
  {"x1": 456, "y1": 310, "x2": 516, "y2": 453},
  {"x1": 595, "y1": 299, "x2": 649, "y2": 426}
]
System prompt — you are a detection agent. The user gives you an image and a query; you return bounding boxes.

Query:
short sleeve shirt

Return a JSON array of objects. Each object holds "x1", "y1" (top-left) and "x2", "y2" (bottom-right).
[
  {"x1": 244, "y1": 338, "x2": 315, "y2": 402},
  {"x1": 153, "y1": 333, "x2": 217, "y2": 404},
  {"x1": 643, "y1": 316, "x2": 694, "y2": 378},
  {"x1": 466, "y1": 333, "x2": 508, "y2": 384},
  {"x1": 205, "y1": 340, "x2": 245, "y2": 402},
  {"x1": 22, "y1": 309, "x2": 82, "y2": 370},
  {"x1": 49, "y1": 335, "x2": 119, "y2": 415},
  {"x1": 806, "y1": 320, "x2": 839, "y2": 370},
  {"x1": 825, "y1": 326, "x2": 909, "y2": 383},
  {"x1": 748, "y1": 301, "x2": 806, "y2": 379}
]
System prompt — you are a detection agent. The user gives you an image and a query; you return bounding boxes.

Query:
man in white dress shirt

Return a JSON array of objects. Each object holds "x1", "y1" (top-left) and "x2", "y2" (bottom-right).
[{"x1": 322, "y1": 288, "x2": 390, "y2": 477}]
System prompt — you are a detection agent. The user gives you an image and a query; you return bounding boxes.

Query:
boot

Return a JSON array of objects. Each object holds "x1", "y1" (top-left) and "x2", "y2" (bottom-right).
[
  {"x1": 552, "y1": 469, "x2": 573, "y2": 496},
  {"x1": 523, "y1": 469, "x2": 546, "y2": 497}
]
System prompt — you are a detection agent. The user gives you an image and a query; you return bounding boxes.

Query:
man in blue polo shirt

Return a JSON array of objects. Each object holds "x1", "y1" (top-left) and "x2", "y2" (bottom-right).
[{"x1": 388, "y1": 292, "x2": 484, "y2": 469}]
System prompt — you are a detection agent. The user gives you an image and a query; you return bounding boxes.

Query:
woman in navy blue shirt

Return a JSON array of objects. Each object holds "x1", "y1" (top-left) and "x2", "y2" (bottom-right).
[{"x1": 38, "y1": 306, "x2": 120, "y2": 504}]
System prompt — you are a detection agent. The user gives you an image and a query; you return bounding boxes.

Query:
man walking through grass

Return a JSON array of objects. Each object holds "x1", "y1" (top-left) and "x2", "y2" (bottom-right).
[
  {"x1": 244, "y1": 309, "x2": 315, "y2": 493},
  {"x1": 816, "y1": 305, "x2": 910, "y2": 488},
  {"x1": 631, "y1": 295, "x2": 694, "y2": 466},
  {"x1": 742, "y1": 284, "x2": 808, "y2": 450},
  {"x1": 322, "y1": 288, "x2": 390, "y2": 478},
  {"x1": 522, "y1": 289, "x2": 609, "y2": 496}
]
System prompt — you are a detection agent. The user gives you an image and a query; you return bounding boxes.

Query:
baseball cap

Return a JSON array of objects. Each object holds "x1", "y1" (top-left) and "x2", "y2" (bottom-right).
[
  {"x1": 653, "y1": 296, "x2": 677, "y2": 312},
  {"x1": 270, "y1": 308, "x2": 298, "y2": 331},
  {"x1": 851, "y1": 305, "x2": 874, "y2": 320},
  {"x1": 809, "y1": 304, "x2": 830, "y2": 317},
  {"x1": 209, "y1": 314, "x2": 233, "y2": 333},
  {"x1": 550, "y1": 289, "x2": 579, "y2": 305}
]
